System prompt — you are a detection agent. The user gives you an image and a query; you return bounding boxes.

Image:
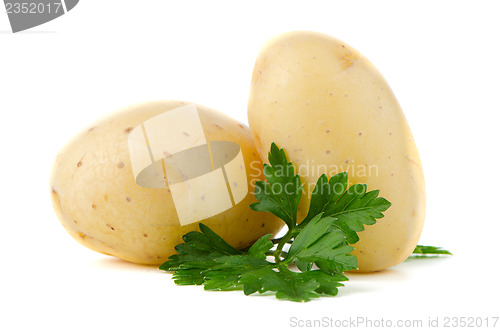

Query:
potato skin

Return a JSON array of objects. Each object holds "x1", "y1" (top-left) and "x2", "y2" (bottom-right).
[
  {"x1": 248, "y1": 31, "x2": 425, "y2": 272},
  {"x1": 50, "y1": 100, "x2": 282, "y2": 265}
]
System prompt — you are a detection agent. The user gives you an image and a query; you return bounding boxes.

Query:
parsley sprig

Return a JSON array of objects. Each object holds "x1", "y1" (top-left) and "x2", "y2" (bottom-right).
[{"x1": 160, "y1": 143, "x2": 394, "y2": 301}]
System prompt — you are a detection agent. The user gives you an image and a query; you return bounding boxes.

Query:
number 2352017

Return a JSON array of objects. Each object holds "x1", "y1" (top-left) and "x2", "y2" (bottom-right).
[{"x1": 5, "y1": 2, "x2": 63, "y2": 14}]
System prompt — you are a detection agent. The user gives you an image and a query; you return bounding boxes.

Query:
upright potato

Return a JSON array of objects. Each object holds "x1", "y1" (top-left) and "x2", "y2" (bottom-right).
[
  {"x1": 51, "y1": 100, "x2": 282, "y2": 265},
  {"x1": 248, "y1": 31, "x2": 425, "y2": 272}
]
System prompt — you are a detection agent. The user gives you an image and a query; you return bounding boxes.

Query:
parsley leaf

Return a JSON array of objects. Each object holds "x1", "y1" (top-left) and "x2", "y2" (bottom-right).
[
  {"x1": 249, "y1": 143, "x2": 302, "y2": 230},
  {"x1": 159, "y1": 223, "x2": 242, "y2": 285},
  {"x1": 160, "y1": 142, "x2": 392, "y2": 301},
  {"x1": 301, "y1": 173, "x2": 391, "y2": 244},
  {"x1": 162, "y1": 225, "x2": 348, "y2": 302},
  {"x1": 410, "y1": 245, "x2": 452, "y2": 257},
  {"x1": 287, "y1": 215, "x2": 357, "y2": 273}
]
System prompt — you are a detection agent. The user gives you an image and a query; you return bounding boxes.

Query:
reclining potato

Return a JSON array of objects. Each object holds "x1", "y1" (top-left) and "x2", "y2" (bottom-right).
[{"x1": 50, "y1": 100, "x2": 282, "y2": 265}]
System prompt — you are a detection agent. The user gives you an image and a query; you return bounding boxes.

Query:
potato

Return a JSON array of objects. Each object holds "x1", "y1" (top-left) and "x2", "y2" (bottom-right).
[
  {"x1": 248, "y1": 31, "x2": 425, "y2": 272},
  {"x1": 50, "y1": 100, "x2": 282, "y2": 265}
]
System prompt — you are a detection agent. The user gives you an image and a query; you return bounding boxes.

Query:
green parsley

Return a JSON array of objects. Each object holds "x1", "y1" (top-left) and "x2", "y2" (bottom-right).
[
  {"x1": 410, "y1": 245, "x2": 452, "y2": 257},
  {"x1": 160, "y1": 142, "x2": 392, "y2": 301}
]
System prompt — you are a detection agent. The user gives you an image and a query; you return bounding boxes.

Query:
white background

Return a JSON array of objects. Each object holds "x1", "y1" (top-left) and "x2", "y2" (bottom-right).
[{"x1": 1, "y1": 1, "x2": 499, "y2": 330}]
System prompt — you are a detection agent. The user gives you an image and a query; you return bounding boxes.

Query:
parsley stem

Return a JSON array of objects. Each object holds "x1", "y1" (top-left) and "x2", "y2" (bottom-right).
[
  {"x1": 271, "y1": 237, "x2": 293, "y2": 245},
  {"x1": 274, "y1": 229, "x2": 297, "y2": 263}
]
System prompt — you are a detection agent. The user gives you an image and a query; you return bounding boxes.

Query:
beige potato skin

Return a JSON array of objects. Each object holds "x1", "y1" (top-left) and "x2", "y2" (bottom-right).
[
  {"x1": 50, "y1": 100, "x2": 282, "y2": 265},
  {"x1": 248, "y1": 31, "x2": 425, "y2": 272}
]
